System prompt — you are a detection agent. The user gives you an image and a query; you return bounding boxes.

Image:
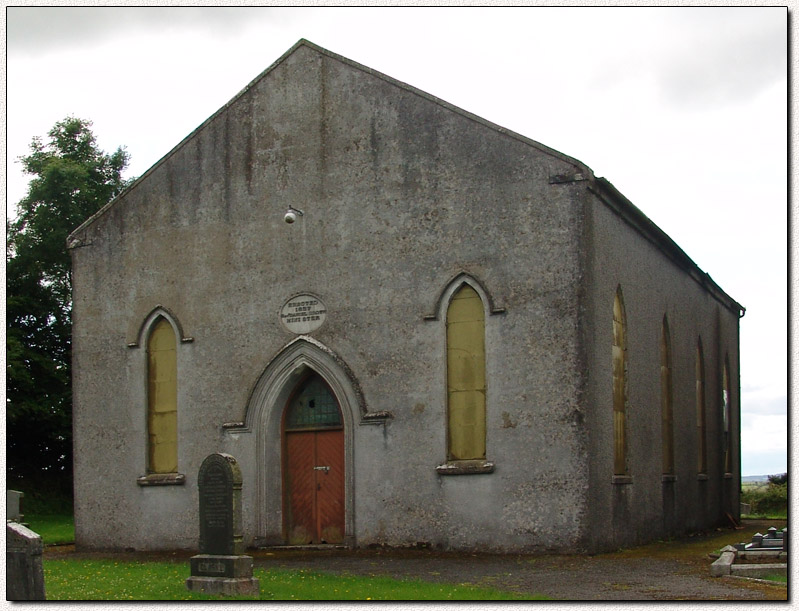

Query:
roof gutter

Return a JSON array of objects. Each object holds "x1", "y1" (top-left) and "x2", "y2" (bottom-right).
[{"x1": 589, "y1": 177, "x2": 745, "y2": 319}]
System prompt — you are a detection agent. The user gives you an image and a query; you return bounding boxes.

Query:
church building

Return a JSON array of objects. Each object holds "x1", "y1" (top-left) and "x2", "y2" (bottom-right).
[{"x1": 69, "y1": 40, "x2": 744, "y2": 553}]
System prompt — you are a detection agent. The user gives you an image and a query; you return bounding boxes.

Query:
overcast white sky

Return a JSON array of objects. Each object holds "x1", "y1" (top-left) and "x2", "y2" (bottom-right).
[{"x1": 5, "y1": 6, "x2": 789, "y2": 476}]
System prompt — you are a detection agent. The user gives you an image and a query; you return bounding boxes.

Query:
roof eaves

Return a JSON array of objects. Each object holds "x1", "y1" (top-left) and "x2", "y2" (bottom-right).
[
  {"x1": 590, "y1": 177, "x2": 745, "y2": 317},
  {"x1": 301, "y1": 39, "x2": 594, "y2": 178},
  {"x1": 68, "y1": 39, "x2": 311, "y2": 244}
]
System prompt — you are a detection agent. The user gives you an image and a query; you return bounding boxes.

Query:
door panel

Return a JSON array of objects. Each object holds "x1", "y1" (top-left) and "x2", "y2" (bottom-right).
[
  {"x1": 285, "y1": 432, "x2": 316, "y2": 545},
  {"x1": 315, "y1": 429, "x2": 345, "y2": 543},
  {"x1": 284, "y1": 429, "x2": 345, "y2": 544},
  {"x1": 283, "y1": 373, "x2": 346, "y2": 545}
]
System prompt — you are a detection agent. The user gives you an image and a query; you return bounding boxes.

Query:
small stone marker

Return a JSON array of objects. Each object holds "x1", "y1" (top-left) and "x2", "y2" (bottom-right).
[
  {"x1": 186, "y1": 453, "x2": 259, "y2": 596},
  {"x1": 7, "y1": 522, "x2": 46, "y2": 600},
  {"x1": 7, "y1": 490, "x2": 24, "y2": 523}
]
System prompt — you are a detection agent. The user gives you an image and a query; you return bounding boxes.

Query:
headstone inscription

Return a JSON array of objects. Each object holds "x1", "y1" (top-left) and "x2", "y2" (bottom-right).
[
  {"x1": 186, "y1": 453, "x2": 259, "y2": 596},
  {"x1": 7, "y1": 522, "x2": 46, "y2": 600},
  {"x1": 198, "y1": 453, "x2": 242, "y2": 555}
]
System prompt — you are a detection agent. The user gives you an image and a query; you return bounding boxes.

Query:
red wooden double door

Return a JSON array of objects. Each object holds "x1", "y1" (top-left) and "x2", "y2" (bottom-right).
[{"x1": 283, "y1": 373, "x2": 345, "y2": 545}]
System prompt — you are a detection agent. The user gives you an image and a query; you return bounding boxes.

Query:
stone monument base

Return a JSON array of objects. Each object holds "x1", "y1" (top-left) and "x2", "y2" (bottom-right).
[
  {"x1": 185, "y1": 575, "x2": 260, "y2": 596},
  {"x1": 186, "y1": 554, "x2": 259, "y2": 596}
]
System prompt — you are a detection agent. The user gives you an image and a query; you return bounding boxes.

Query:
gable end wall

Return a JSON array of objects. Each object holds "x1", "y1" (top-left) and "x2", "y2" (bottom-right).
[{"x1": 71, "y1": 43, "x2": 590, "y2": 552}]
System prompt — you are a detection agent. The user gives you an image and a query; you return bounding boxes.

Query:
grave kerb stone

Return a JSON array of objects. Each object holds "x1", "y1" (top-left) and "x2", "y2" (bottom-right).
[{"x1": 7, "y1": 522, "x2": 46, "y2": 600}]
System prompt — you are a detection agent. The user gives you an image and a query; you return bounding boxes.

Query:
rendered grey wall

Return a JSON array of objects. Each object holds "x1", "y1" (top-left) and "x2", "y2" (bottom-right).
[
  {"x1": 579, "y1": 189, "x2": 741, "y2": 552},
  {"x1": 71, "y1": 43, "x2": 592, "y2": 552}
]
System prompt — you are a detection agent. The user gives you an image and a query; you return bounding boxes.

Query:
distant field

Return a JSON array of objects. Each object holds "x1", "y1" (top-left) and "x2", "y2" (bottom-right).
[{"x1": 742, "y1": 480, "x2": 769, "y2": 490}]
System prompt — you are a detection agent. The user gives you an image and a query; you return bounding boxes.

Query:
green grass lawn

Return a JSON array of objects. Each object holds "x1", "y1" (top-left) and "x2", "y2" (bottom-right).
[
  {"x1": 42, "y1": 557, "x2": 543, "y2": 601},
  {"x1": 742, "y1": 511, "x2": 788, "y2": 520},
  {"x1": 24, "y1": 514, "x2": 75, "y2": 546},
  {"x1": 28, "y1": 515, "x2": 538, "y2": 600}
]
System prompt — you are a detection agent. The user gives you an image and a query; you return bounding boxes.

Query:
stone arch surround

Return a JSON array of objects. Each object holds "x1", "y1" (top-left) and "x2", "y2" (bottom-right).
[{"x1": 234, "y1": 336, "x2": 362, "y2": 546}]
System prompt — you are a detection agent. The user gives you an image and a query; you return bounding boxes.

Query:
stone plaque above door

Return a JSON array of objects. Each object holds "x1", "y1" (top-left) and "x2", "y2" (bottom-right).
[{"x1": 280, "y1": 294, "x2": 327, "y2": 334}]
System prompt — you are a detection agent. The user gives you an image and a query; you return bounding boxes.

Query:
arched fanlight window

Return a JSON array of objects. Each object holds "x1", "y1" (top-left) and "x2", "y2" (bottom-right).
[
  {"x1": 284, "y1": 373, "x2": 343, "y2": 431},
  {"x1": 696, "y1": 338, "x2": 707, "y2": 475},
  {"x1": 446, "y1": 284, "x2": 486, "y2": 461},
  {"x1": 612, "y1": 287, "x2": 628, "y2": 476},
  {"x1": 147, "y1": 317, "x2": 178, "y2": 474},
  {"x1": 660, "y1": 315, "x2": 674, "y2": 475}
]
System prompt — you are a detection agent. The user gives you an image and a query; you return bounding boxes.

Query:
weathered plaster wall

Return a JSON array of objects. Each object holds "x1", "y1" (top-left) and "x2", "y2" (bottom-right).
[
  {"x1": 71, "y1": 43, "x2": 590, "y2": 552},
  {"x1": 580, "y1": 186, "x2": 741, "y2": 552}
]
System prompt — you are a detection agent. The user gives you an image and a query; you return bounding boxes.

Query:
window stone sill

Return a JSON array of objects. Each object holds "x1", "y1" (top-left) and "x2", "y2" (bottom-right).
[
  {"x1": 662, "y1": 474, "x2": 677, "y2": 483},
  {"x1": 436, "y1": 460, "x2": 495, "y2": 475},
  {"x1": 697, "y1": 473, "x2": 709, "y2": 481},
  {"x1": 612, "y1": 475, "x2": 632, "y2": 485},
  {"x1": 137, "y1": 473, "x2": 186, "y2": 486},
  {"x1": 723, "y1": 473, "x2": 734, "y2": 479}
]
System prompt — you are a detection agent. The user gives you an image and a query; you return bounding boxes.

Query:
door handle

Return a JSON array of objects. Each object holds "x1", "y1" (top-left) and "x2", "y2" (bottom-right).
[{"x1": 313, "y1": 466, "x2": 330, "y2": 472}]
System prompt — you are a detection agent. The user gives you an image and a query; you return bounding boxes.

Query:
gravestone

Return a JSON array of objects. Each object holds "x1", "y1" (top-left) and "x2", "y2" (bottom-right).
[
  {"x1": 7, "y1": 490, "x2": 24, "y2": 523},
  {"x1": 198, "y1": 453, "x2": 243, "y2": 555},
  {"x1": 186, "y1": 453, "x2": 259, "y2": 596},
  {"x1": 7, "y1": 522, "x2": 46, "y2": 600}
]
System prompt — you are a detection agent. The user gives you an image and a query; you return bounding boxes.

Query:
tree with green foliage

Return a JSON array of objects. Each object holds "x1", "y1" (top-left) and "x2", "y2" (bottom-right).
[
  {"x1": 768, "y1": 472, "x2": 787, "y2": 486},
  {"x1": 7, "y1": 117, "x2": 130, "y2": 496},
  {"x1": 742, "y1": 472, "x2": 788, "y2": 519}
]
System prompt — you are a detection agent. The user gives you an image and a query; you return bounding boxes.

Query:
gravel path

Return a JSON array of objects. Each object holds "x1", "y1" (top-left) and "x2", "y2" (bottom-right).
[
  {"x1": 249, "y1": 546, "x2": 784, "y2": 601},
  {"x1": 47, "y1": 520, "x2": 787, "y2": 601}
]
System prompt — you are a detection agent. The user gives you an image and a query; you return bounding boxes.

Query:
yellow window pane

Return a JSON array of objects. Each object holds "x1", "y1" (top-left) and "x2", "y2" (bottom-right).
[
  {"x1": 448, "y1": 390, "x2": 486, "y2": 460},
  {"x1": 614, "y1": 410, "x2": 626, "y2": 475},
  {"x1": 660, "y1": 318, "x2": 673, "y2": 474},
  {"x1": 447, "y1": 345, "x2": 487, "y2": 393},
  {"x1": 448, "y1": 288, "x2": 485, "y2": 322},
  {"x1": 696, "y1": 343, "x2": 707, "y2": 473},
  {"x1": 612, "y1": 291, "x2": 627, "y2": 475},
  {"x1": 149, "y1": 437, "x2": 178, "y2": 474},
  {"x1": 147, "y1": 319, "x2": 177, "y2": 474},
  {"x1": 447, "y1": 285, "x2": 486, "y2": 461}
]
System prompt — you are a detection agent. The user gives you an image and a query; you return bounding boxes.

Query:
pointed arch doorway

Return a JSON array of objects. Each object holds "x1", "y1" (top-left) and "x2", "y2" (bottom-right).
[
  {"x1": 242, "y1": 338, "x2": 360, "y2": 547},
  {"x1": 282, "y1": 372, "x2": 345, "y2": 545}
]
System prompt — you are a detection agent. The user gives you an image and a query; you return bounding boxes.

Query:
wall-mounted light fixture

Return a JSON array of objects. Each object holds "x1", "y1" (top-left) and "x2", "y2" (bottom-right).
[{"x1": 284, "y1": 205, "x2": 304, "y2": 224}]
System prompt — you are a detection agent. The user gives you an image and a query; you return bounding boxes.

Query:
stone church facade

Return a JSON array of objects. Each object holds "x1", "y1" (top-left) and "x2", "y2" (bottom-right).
[{"x1": 69, "y1": 40, "x2": 744, "y2": 553}]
